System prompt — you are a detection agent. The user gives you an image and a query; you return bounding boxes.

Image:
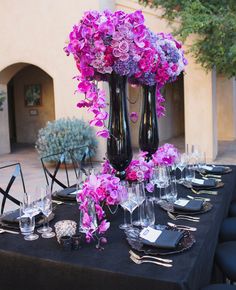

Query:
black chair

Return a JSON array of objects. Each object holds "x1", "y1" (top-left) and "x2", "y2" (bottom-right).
[
  {"x1": 0, "y1": 163, "x2": 26, "y2": 214},
  {"x1": 216, "y1": 241, "x2": 236, "y2": 283},
  {"x1": 69, "y1": 145, "x2": 94, "y2": 179},
  {"x1": 202, "y1": 284, "x2": 236, "y2": 290},
  {"x1": 229, "y1": 201, "x2": 236, "y2": 217},
  {"x1": 41, "y1": 152, "x2": 73, "y2": 193},
  {"x1": 219, "y1": 217, "x2": 236, "y2": 242}
]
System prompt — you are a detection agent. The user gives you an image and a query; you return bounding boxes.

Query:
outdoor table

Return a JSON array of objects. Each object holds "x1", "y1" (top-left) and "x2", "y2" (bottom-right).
[{"x1": 0, "y1": 166, "x2": 235, "y2": 290}]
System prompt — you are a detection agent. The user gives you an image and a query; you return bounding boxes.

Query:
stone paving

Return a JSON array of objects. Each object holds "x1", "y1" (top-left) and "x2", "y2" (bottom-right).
[{"x1": 0, "y1": 138, "x2": 236, "y2": 212}]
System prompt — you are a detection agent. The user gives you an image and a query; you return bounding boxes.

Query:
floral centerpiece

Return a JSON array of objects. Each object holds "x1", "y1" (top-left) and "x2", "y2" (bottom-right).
[
  {"x1": 77, "y1": 172, "x2": 127, "y2": 247},
  {"x1": 64, "y1": 10, "x2": 187, "y2": 136},
  {"x1": 152, "y1": 143, "x2": 179, "y2": 166},
  {"x1": 102, "y1": 151, "x2": 154, "y2": 191}
]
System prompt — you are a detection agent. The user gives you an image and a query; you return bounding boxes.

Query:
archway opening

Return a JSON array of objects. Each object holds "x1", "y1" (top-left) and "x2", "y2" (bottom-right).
[{"x1": 0, "y1": 63, "x2": 55, "y2": 153}]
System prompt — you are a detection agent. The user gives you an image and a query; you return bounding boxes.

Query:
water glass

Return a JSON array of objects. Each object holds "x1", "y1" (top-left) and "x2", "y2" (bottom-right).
[
  {"x1": 19, "y1": 203, "x2": 35, "y2": 236},
  {"x1": 22, "y1": 192, "x2": 39, "y2": 241},
  {"x1": 165, "y1": 181, "x2": 178, "y2": 203},
  {"x1": 185, "y1": 165, "x2": 195, "y2": 182},
  {"x1": 140, "y1": 197, "x2": 155, "y2": 227}
]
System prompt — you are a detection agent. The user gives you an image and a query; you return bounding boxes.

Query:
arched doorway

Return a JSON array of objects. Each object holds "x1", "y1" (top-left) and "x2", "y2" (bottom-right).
[{"x1": 0, "y1": 63, "x2": 55, "y2": 153}]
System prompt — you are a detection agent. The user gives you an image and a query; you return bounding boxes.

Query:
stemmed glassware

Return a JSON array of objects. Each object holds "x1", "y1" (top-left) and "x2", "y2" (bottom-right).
[
  {"x1": 119, "y1": 181, "x2": 130, "y2": 230},
  {"x1": 176, "y1": 153, "x2": 188, "y2": 183},
  {"x1": 132, "y1": 182, "x2": 146, "y2": 226},
  {"x1": 40, "y1": 188, "x2": 55, "y2": 238},
  {"x1": 119, "y1": 184, "x2": 138, "y2": 229},
  {"x1": 154, "y1": 166, "x2": 169, "y2": 202},
  {"x1": 22, "y1": 192, "x2": 40, "y2": 241},
  {"x1": 37, "y1": 185, "x2": 51, "y2": 234}
]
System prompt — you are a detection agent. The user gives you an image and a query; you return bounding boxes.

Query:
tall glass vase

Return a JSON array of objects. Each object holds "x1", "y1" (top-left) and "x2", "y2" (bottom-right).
[
  {"x1": 107, "y1": 72, "x2": 133, "y2": 180},
  {"x1": 139, "y1": 84, "x2": 159, "y2": 158}
]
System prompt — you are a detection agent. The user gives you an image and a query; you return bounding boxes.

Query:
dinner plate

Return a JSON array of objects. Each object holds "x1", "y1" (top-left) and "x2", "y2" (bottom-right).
[
  {"x1": 158, "y1": 200, "x2": 213, "y2": 215},
  {"x1": 125, "y1": 226, "x2": 195, "y2": 256},
  {"x1": 182, "y1": 180, "x2": 224, "y2": 190},
  {"x1": 199, "y1": 166, "x2": 232, "y2": 175},
  {"x1": 0, "y1": 209, "x2": 55, "y2": 230},
  {"x1": 53, "y1": 187, "x2": 78, "y2": 202}
]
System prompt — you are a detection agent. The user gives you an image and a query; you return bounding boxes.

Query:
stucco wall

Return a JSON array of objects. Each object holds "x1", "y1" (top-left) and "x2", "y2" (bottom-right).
[{"x1": 13, "y1": 65, "x2": 55, "y2": 143}]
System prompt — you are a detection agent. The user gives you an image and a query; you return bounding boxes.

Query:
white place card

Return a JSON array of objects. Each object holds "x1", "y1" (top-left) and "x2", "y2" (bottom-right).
[
  {"x1": 201, "y1": 165, "x2": 213, "y2": 171},
  {"x1": 68, "y1": 190, "x2": 78, "y2": 195},
  {"x1": 192, "y1": 178, "x2": 204, "y2": 185},
  {"x1": 174, "y1": 199, "x2": 189, "y2": 207},
  {"x1": 140, "y1": 226, "x2": 162, "y2": 243}
]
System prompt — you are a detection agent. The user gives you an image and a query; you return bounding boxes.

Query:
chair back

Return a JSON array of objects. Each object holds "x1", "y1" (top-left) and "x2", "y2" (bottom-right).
[
  {"x1": 69, "y1": 145, "x2": 93, "y2": 178},
  {"x1": 0, "y1": 163, "x2": 26, "y2": 214}
]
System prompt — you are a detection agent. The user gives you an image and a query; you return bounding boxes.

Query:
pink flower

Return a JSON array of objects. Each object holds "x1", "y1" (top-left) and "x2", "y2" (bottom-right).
[
  {"x1": 98, "y1": 220, "x2": 110, "y2": 234},
  {"x1": 127, "y1": 171, "x2": 137, "y2": 181},
  {"x1": 146, "y1": 183, "x2": 154, "y2": 193},
  {"x1": 130, "y1": 112, "x2": 138, "y2": 123},
  {"x1": 96, "y1": 129, "x2": 110, "y2": 138}
]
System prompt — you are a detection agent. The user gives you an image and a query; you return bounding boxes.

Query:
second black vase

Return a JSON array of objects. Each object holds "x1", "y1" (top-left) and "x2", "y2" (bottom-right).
[
  {"x1": 139, "y1": 84, "x2": 159, "y2": 158},
  {"x1": 107, "y1": 73, "x2": 133, "y2": 179}
]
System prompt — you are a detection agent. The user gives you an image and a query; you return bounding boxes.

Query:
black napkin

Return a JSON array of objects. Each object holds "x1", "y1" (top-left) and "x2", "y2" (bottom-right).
[
  {"x1": 192, "y1": 179, "x2": 216, "y2": 188},
  {"x1": 1, "y1": 209, "x2": 43, "y2": 225},
  {"x1": 173, "y1": 199, "x2": 203, "y2": 212},
  {"x1": 141, "y1": 229, "x2": 184, "y2": 249},
  {"x1": 0, "y1": 209, "x2": 54, "y2": 229},
  {"x1": 205, "y1": 166, "x2": 226, "y2": 174},
  {"x1": 54, "y1": 187, "x2": 77, "y2": 201}
]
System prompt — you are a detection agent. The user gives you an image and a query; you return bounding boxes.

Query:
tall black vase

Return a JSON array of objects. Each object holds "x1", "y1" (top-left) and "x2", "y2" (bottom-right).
[
  {"x1": 139, "y1": 84, "x2": 159, "y2": 158},
  {"x1": 107, "y1": 73, "x2": 133, "y2": 180}
]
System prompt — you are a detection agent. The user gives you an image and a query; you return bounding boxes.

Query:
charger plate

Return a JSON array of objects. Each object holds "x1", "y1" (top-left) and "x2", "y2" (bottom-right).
[
  {"x1": 159, "y1": 200, "x2": 213, "y2": 215},
  {"x1": 125, "y1": 226, "x2": 195, "y2": 256}
]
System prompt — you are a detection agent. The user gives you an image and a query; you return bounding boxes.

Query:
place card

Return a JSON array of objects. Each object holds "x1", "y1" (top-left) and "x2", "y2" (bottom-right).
[
  {"x1": 140, "y1": 226, "x2": 162, "y2": 243},
  {"x1": 201, "y1": 165, "x2": 213, "y2": 171},
  {"x1": 192, "y1": 178, "x2": 204, "y2": 185},
  {"x1": 174, "y1": 199, "x2": 189, "y2": 207},
  {"x1": 68, "y1": 190, "x2": 78, "y2": 195}
]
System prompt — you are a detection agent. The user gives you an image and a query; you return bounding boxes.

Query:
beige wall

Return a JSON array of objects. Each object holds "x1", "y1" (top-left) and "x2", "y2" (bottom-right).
[
  {"x1": 217, "y1": 76, "x2": 236, "y2": 140},
  {"x1": 13, "y1": 65, "x2": 55, "y2": 143},
  {"x1": 0, "y1": 0, "x2": 113, "y2": 158}
]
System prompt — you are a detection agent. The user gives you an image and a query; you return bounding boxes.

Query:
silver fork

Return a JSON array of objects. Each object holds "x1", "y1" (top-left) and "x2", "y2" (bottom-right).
[
  {"x1": 130, "y1": 255, "x2": 173, "y2": 267},
  {"x1": 167, "y1": 212, "x2": 200, "y2": 222},
  {"x1": 187, "y1": 195, "x2": 211, "y2": 202},
  {"x1": 167, "y1": 222, "x2": 197, "y2": 232},
  {"x1": 129, "y1": 250, "x2": 173, "y2": 263}
]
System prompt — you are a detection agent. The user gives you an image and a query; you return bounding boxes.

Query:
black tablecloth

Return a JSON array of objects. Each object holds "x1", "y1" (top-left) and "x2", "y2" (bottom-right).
[{"x1": 0, "y1": 166, "x2": 235, "y2": 290}]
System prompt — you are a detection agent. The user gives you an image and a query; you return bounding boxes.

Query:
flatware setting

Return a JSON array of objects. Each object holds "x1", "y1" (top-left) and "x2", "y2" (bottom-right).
[
  {"x1": 167, "y1": 222, "x2": 197, "y2": 232},
  {"x1": 191, "y1": 188, "x2": 218, "y2": 195},
  {"x1": 129, "y1": 250, "x2": 172, "y2": 263},
  {"x1": 0, "y1": 228, "x2": 19, "y2": 234},
  {"x1": 130, "y1": 254, "x2": 173, "y2": 267},
  {"x1": 167, "y1": 212, "x2": 200, "y2": 222},
  {"x1": 187, "y1": 195, "x2": 211, "y2": 202},
  {"x1": 199, "y1": 173, "x2": 222, "y2": 181}
]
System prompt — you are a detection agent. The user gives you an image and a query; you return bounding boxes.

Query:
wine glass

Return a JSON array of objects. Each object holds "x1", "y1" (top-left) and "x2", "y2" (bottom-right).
[
  {"x1": 37, "y1": 185, "x2": 52, "y2": 234},
  {"x1": 119, "y1": 181, "x2": 130, "y2": 230},
  {"x1": 22, "y1": 192, "x2": 40, "y2": 241},
  {"x1": 133, "y1": 182, "x2": 146, "y2": 226},
  {"x1": 119, "y1": 185, "x2": 138, "y2": 229},
  {"x1": 41, "y1": 189, "x2": 55, "y2": 238},
  {"x1": 177, "y1": 153, "x2": 188, "y2": 183},
  {"x1": 154, "y1": 166, "x2": 169, "y2": 202}
]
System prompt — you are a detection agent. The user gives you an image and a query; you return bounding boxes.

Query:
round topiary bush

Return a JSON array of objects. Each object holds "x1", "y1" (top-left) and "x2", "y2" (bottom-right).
[{"x1": 35, "y1": 118, "x2": 98, "y2": 163}]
